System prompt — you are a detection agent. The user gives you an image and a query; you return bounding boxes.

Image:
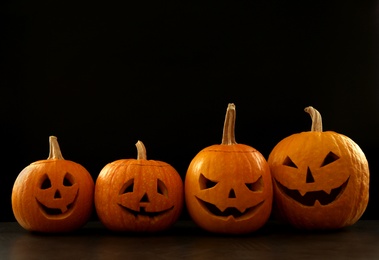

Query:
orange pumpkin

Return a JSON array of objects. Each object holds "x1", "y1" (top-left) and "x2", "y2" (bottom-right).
[
  {"x1": 268, "y1": 106, "x2": 369, "y2": 230},
  {"x1": 184, "y1": 103, "x2": 273, "y2": 234},
  {"x1": 94, "y1": 140, "x2": 184, "y2": 232},
  {"x1": 12, "y1": 136, "x2": 95, "y2": 233}
]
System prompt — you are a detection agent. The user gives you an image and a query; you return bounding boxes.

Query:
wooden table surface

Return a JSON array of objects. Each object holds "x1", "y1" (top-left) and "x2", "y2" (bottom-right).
[{"x1": 1, "y1": 220, "x2": 378, "y2": 259}]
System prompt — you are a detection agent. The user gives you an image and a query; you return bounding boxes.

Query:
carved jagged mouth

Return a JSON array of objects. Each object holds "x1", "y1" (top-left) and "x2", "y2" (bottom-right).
[
  {"x1": 275, "y1": 177, "x2": 349, "y2": 206},
  {"x1": 196, "y1": 198, "x2": 264, "y2": 220},
  {"x1": 36, "y1": 200, "x2": 76, "y2": 216},
  {"x1": 118, "y1": 204, "x2": 174, "y2": 218}
]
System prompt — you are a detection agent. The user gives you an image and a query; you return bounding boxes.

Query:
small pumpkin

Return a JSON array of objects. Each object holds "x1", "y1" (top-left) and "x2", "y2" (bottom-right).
[
  {"x1": 11, "y1": 136, "x2": 95, "y2": 233},
  {"x1": 268, "y1": 106, "x2": 369, "y2": 230},
  {"x1": 94, "y1": 140, "x2": 184, "y2": 232},
  {"x1": 184, "y1": 103, "x2": 273, "y2": 234}
]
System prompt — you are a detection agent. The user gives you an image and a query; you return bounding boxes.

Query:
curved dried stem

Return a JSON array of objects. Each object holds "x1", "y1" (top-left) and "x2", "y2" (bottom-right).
[
  {"x1": 136, "y1": 140, "x2": 147, "y2": 160},
  {"x1": 47, "y1": 136, "x2": 64, "y2": 160},
  {"x1": 304, "y1": 106, "x2": 323, "y2": 132},
  {"x1": 221, "y1": 103, "x2": 238, "y2": 145}
]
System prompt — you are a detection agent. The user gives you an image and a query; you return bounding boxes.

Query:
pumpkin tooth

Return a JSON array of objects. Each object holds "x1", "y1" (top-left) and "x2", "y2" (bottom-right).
[
  {"x1": 299, "y1": 190, "x2": 307, "y2": 197},
  {"x1": 60, "y1": 206, "x2": 68, "y2": 213},
  {"x1": 324, "y1": 189, "x2": 332, "y2": 195}
]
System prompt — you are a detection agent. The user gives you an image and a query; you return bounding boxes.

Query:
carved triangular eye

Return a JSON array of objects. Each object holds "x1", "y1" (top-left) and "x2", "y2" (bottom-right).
[
  {"x1": 283, "y1": 156, "x2": 298, "y2": 168},
  {"x1": 246, "y1": 176, "x2": 263, "y2": 192},
  {"x1": 199, "y1": 173, "x2": 218, "y2": 190},
  {"x1": 120, "y1": 179, "x2": 134, "y2": 194},
  {"x1": 63, "y1": 173, "x2": 74, "y2": 186},
  {"x1": 321, "y1": 152, "x2": 340, "y2": 167},
  {"x1": 40, "y1": 174, "x2": 51, "y2": 189},
  {"x1": 157, "y1": 179, "x2": 168, "y2": 197}
]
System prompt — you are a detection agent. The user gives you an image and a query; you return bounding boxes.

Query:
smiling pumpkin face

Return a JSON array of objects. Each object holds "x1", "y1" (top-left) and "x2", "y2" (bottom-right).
[
  {"x1": 195, "y1": 168, "x2": 265, "y2": 220},
  {"x1": 16, "y1": 161, "x2": 93, "y2": 228},
  {"x1": 12, "y1": 136, "x2": 95, "y2": 233},
  {"x1": 94, "y1": 141, "x2": 184, "y2": 233},
  {"x1": 185, "y1": 144, "x2": 273, "y2": 234},
  {"x1": 117, "y1": 176, "x2": 174, "y2": 218},
  {"x1": 35, "y1": 171, "x2": 79, "y2": 218},
  {"x1": 95, "y1": 160, "x2": 184, "y2": 232},
  {"x1": 184, "y1": 103, "x2": 273, "y2": 234},
  {"x1": 267, "y1": 107, "x2": 369, "y2": 230}
]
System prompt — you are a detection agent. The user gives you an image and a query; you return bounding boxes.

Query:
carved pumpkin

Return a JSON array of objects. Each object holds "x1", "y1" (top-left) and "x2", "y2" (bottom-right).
[
  {"x1": 94, "y1": 140, "x2": 184, "y2": 232},
  {"x1": 11, "y1": 136, "x2": 95, "y2": 233},
  {"x1": 268, "y1": 106, "x2": 369, "y2": 230},
  {"x1": 185, "y1": 103, "x2": 273, "y2": 234}
]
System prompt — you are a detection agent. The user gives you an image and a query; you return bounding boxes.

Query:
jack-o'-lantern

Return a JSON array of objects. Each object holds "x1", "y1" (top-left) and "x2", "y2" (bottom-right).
[
  {"x1": 12, "y1": 136, "x2": 95, "y2": 233},
  {"x1": 268, "y1": 106, "x2": 369, "y2": 230},
  {"x1": 185, "y1": 103, "x2": 273, "y2": 234},
  {"x1": 94, "y1": 140, "x2": 184, "y2": 232}
]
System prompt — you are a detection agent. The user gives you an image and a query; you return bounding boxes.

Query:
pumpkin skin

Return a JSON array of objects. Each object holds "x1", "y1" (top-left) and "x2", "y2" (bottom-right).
[
  {"x1": 268, "y1": 106, "x2": 369, "y2": 230},
  {"x1": 11, "y1": 136, "x2": 95, "y2": 233},
  {"x1": 94, "y1": 140, "x2": 184, "y2": 232},
  {"x1": 185, "y1": 103, "x2": 273, "y2": 234}
]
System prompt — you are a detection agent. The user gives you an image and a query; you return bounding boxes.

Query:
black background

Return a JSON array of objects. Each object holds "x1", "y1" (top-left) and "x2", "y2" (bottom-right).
[{"x1": 1, "y1": 0, "x2": 379, "y2": 222}]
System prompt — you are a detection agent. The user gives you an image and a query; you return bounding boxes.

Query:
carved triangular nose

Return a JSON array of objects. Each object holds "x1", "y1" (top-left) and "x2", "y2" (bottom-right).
[
  {"x1": 228, "y1": 189, "x2": 236, "y2": 198},
  {"x1": 54, "y1": 190, "x2": 61, "y2": 199},
  {"x1": 140, "y1": 193, "x2": 149, "y2": 203},
  {"x1": 306, "y1": 167, "x2": 315, "y2": 183}
]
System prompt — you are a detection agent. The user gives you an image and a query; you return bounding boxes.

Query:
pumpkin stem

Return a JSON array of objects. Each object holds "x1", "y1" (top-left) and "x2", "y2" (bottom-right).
[
  {"x1": 47, "y1": 136, "x2": 65, "y2": 160},
  {"x1": 221, "y1": 103, "x2": 237, "y2": 145},
  {"x1": 136, "y1": 140, "x2": 147, "y2": 160},
  {"x1": 304, "y1": 106, "x2": 323, "y2": 132}
]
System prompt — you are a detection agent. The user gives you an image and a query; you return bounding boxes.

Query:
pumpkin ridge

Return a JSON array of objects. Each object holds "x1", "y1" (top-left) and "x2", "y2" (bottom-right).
[
  {"x1": 129, "y1": 162, "x2": 171, "y2": 167},
  {"x1": 204, "y1": 150, "x2": 259, "y2": 154}
]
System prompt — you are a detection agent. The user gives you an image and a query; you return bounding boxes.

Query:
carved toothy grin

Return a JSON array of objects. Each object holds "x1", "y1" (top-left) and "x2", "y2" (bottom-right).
[
  {"x1": 118, "y1": 204, "x2": 174, "y2": 218},
  {"x1": 196, "y1": 198, "x2": 264, "y2": 220},
  {"x1": 36, "y1": 198, "x2": 77, "y2": 217},
  {"x1": 275, "y1": 177, "x2": 349, "y2": 206}
]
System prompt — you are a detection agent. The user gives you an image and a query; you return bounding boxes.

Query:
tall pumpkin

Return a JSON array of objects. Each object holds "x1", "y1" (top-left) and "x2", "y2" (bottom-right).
[
  {"x1": 94, "y1": 140, "x2": 184, "y2": 232},
  {"x1": 268, "y1": 106, "x2": 369, "y2": 230},
  {"x1": 12, "y1": 136, "x2": 94, "y2": 233},
  {"x1": 185, "y1": 103, "x2": 273, "y2": 234}
]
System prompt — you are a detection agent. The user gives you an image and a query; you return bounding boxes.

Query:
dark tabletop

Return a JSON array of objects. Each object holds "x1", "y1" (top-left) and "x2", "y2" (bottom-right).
[{"x1": 1, "y1": 220, "x2": 378, "y2": 259}]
